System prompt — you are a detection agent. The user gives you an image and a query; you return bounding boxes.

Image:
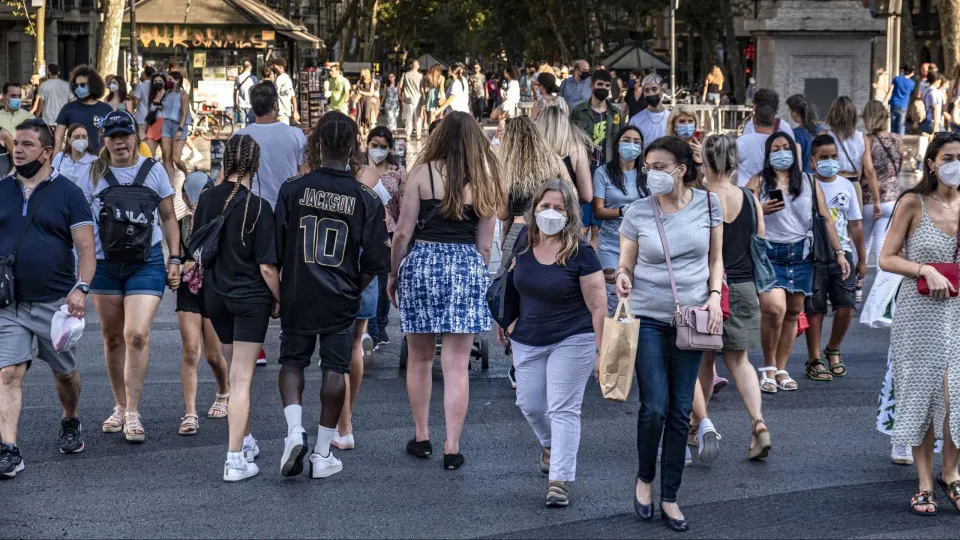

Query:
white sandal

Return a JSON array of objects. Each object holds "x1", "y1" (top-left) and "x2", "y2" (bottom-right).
[
  {"x1": 758, "y1": 367, "x2": 777, "y2": 394},
  {"x1": 775, "y1": 370, "x2": 798, "y2": 392}
]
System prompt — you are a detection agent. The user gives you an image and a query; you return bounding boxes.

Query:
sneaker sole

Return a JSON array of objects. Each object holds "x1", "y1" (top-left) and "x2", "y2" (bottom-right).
[
  {"x1": 699, "y1": 432, "x2": 720, "y2": 464},
  {"x1": 545, "y1": 497, "x2": 569, "y2": 508},
  {"x1": 0, "y1": 461, "x2": 25, "y2": 478},
  {"x1": 892, "y1": 457, "x2": 914, "y2": 465},
  {"x1": 281, "y1": 442, "x2": 308, "y2": 477},
  {"x1": 223, "y1": 469, "x2": 259, "y2": 482},
  {"x1": 361, "y1": 335, "x2": 375, "y2": 354},
  {"x1": 60, "y1": 442, "x2": 85, "y2": 454},
  {"x1": 309, "y1": 460, "x2": 343, "y2": 479},
  {"x1": 102, "y1": 424, "x2": 123, "y2": 433},
  {"x1": 332, "y1": 440, "x2": 355, "y2": 450}
]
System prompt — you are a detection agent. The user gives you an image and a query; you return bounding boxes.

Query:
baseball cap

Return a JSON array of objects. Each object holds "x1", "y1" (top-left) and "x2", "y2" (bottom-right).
[{"x1": 101, "y1": 110, "x2": 137, "y2": 137}]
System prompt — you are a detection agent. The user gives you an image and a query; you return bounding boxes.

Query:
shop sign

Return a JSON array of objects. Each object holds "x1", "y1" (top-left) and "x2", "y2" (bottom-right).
[{"x1": 138, "y1": 25, "x2": 272, "y2": 49}]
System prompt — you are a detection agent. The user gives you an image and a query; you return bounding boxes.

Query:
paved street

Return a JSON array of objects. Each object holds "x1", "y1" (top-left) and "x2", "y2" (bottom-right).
[{"x1": 3, "y1": 272, "x2": 959, "y2": 539}]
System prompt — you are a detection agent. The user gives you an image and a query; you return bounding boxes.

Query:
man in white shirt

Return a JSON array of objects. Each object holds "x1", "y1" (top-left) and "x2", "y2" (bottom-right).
[
  {"x1": 736, "y1": 104, "x2": 778, "y2": 187},
  {"x1": 270, "y1": 57, "x2": 299, "y2": 126},
  {"x1": 233, "y1": 60, "x2": 258, "y2": 128},
  {"x1": 628, "y1": 74, "x2": 671, "y2": 146},
  {"x1": 235, "y1": 81, "x2": 307, "y2": 208},
  {"x1": 131, "y1": 66, "x2": 156, "y2": 137},
  {"x1": 34, "y1": 64, "x2": 73, "y2": 128}
]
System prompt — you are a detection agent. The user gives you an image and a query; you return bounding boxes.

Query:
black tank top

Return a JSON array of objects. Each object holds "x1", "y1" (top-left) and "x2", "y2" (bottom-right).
[
  {"x1": 723, "y1": 190, "x2": 754, "y2": 283},
  {"x1": 416, "y1": 164, "x2": 479, "y2": 243},
  {"x1": 707, "y1": 83, "x2": 720, "y2": 94}
]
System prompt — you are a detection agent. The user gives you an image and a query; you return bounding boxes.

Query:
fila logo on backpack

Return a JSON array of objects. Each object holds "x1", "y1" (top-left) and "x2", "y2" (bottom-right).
[{"x1": 97, "y1": 159, "x2": 161, "y2": 263}]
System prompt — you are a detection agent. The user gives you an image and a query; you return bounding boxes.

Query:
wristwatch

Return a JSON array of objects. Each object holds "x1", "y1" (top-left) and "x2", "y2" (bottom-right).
[
  {"x1": 74, "y1": 282, "x2": 90, "y2": 295},
  {"x1": 834, "y1": 249, "x2": 845, "y2": 258}
]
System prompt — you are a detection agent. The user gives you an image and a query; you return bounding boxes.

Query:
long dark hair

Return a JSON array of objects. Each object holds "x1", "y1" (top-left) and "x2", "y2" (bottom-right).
[
  {"x1": 900, "y1": 132, "x2": 960, "y2": 201},
  {"x1": 221, "y1": 134, "x2": 263, "y2": 247},
  {"x1": 604, "y1": 125, "x2": 646, "y2": 195},
  {"x1": 367, "y1": 125, "x2": 399, "y2": 166},
  {"x1": 148, "y1": 73, "x2": 166, "y2": 103},
  {"x1": 759, "y1": 133, "x2": 803, "y2": 198},
  {"x1": 786, "y1": 94, "x2": 819, "y2": 137},
  {"x1": 106, "y1": 75, "x2": 129, "y2": 103}
]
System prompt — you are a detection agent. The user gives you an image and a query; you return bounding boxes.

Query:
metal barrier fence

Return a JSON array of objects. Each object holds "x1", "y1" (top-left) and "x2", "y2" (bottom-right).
[{"x1": 671, "y1": 104, "x2": 755, "y2": 136}]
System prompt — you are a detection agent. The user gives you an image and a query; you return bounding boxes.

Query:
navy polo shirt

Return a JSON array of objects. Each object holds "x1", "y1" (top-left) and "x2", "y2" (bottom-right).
[{"x1": 0, "y1": 173, "x2": 93, "y2": 302}]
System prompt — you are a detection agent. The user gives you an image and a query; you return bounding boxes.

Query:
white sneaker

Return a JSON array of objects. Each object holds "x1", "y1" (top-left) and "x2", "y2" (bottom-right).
[
  {"x1": 190, "y1": 149, "x2": 203, "y2": 164},
  {"x1": 697, "y1": 419, "x2": 721, "y2": 464},
  {"x1": 891, "y1": 444, "x2": 914, "y2": 465},
  {"x1": 280, "y1": 429, "x2": 309, "y2": 476},
  {"x1": 332, "y1": 430, "x2": 355, "y2": 450},
  {"x1": 223, "y1": 457, "x2": 259, "y2": 482},
  {"x1": 242, "y1": 437, "x2": 260, "y2": 463},
  {"x1": 361, "y1": 333, "x2": 374, "y2": 356},
  {"x1": 308, "y1": 451, "x2": 343, "y2": 479}
]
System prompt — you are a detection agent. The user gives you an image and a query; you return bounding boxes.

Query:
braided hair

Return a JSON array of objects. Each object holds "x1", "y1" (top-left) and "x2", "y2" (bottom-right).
[
  {"x1": 306, "y1": 111, "x2": 361, "y2": 171},
  {"x1": 221, "y1": 134, "x2": 262, "y2": 246}
]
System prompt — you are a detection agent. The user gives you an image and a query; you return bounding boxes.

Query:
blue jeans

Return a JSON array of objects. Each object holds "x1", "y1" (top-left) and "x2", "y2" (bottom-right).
[
  {"x1": 890, "y1": 107, "x2": 907, "y2": 136},
  {"x1": 635, "y1": 317, "x2": 703, "y2": 503}
]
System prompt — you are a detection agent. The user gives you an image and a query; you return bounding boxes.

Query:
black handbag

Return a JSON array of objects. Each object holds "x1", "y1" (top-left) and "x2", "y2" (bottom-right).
[
  {"x1": 187, "y1": 190, "x2": 247, "y2": 268},
  {"x1": 1, "y1": 183, "x2": 53, "y2": 308},
  {"x1": 485, "y1": 226, "x2": 525, "y2": 329},
  {"x1": 807, "y1": 173, "x2": 834, "y2": 263}
]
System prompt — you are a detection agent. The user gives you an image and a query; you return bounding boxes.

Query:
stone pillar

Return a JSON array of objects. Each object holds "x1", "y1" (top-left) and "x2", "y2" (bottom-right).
[{"x1": 744, "y1": 0, "x2": 885, "y2": 122}]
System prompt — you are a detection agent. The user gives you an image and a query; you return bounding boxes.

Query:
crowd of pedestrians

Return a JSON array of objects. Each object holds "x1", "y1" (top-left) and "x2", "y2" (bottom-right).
[{"x1": 1, "y1": 57, "x2": 959, "y2": 532}]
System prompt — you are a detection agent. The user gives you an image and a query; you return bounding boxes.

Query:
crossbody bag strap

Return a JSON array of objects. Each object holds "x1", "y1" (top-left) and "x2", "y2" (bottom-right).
[
  {"x1": 7, "y1": 182, "x2": 54, "y2": 263},
  {"x1": 221, "y1": 189, "x2": 248, "y2": 217},
  {"x1": 651, "y1": 197, "x2": 681, "y2": 312},
  {"x1": 836, "y1": 135, "x2": 859, "y2": 176},
  {"x1": 876, "y1": 134, "x2": 901, "y2": 176}
]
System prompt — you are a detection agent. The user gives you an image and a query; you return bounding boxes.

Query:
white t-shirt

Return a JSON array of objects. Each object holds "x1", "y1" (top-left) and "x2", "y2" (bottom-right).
[
  {"x1": 742, "y1": 117, "x2": 796, "y2": 140},
  {"x1": 827, "y1": 129, "x2": 865, "y2": 172},
  {"x1": 133, "y1": 81, "x2": 151, "y2": 124},
  {"x1": 924, "y1": 86, "x2": 945, "y2": 122},
  {"x1": 629, "y1": 109, "x2": 671, "y2": 148},
  {"x1": 448, "y1": 77, "x2": 470, "y2": 113},
  {"x1": 53, "y1": 151, "x2": 97, "y2": 190},
  {"x1": 235, "y1": 72, "x2": 257, "y2": 108},
  {"x1": 736, "y1": 133, "x2": 770, "y2": 187},
  {"x1": 236, "y1": 121, "x2": 307, "y2": 208},
  {"x1": 817, "y1": 176, "x2": 862, "y2": 252},
  {"x1": 275, "y1": 72, "x2": 296, "y2": 118},
  {"x1": 37, "y1": 78, "x2": 73, "y2": 126},
  {"x1": 81, "y1": 156, "x2": 174, "y2": 259}
]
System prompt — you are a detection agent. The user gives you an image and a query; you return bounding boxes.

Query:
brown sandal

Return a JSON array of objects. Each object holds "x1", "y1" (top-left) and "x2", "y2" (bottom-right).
[
  {"x1": 748, "y1": 419, "x2": 772, "y2": 461},
  {"x1": 207, "y1": 393, "x2": 229, "y2": 419},
  {"x1": 102, "y1": 405, "x2": 125, "y2": 433},
  {"x1": 178, "y1": 414, "x2": 199, "y2": 436},
  {"x1": 937, "y1": 474, "x2": 960, "y2": 512},
  {"x1": 911, "y1": 490, "x2": 937, "y2": 516},
  {"x1": 124, "y1": 411, "x2": 145, "y2": 443},
  {"x1": 545, "y1": 480, "x2": 569, "y2": 508}
]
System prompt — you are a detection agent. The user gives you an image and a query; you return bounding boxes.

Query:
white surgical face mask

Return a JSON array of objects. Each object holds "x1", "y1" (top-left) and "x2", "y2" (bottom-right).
[
  {"x1": 938, "y1": 160, "x2": 960, "y2": 187},
  {"x1": 369, "y1": 148, "x2": 389, "y2": 164},
  {"x1": 646, "y1": 167, "x2": 680, "y2": 196},
  {"x1": 108, "y1": 82, "x2": 119, "y2": 93},
  {"x1": 70, "y1": 139, "x2": 88, "y2": 154},
  {"x1": 535, "y1": 208, "x2": 567, "y2": 236}
]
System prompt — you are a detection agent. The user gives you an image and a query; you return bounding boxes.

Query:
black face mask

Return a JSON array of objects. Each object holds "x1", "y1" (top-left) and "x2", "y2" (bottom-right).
[
  {"x1": 645, "y1": 94, "x2": 662, "y2": 107},
  {"x1": 593, "y1": 88, "x2": 610, "y2": 101},
  {"x1": 16, "y1": 154, "x2": 47, "y2": 179},
  {"x1": 152, "y1": 82, "x2": 164, "y2": 91},
  {"x1": 579, "y1": 71, "x2": 590, "y2": 81}
]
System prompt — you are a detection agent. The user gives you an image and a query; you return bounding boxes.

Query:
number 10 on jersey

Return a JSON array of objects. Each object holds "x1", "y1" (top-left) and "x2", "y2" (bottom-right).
[{"x1": 300, "y1": 215, "x2": 349, "y2": 267}]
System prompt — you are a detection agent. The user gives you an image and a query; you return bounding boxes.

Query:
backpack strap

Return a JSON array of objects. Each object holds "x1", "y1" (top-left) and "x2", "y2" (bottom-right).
[
  {"x1": 102, "y1": 169, "x2": 120, "y2": 187},
  {"x1": 132, "y1": 159, "x2": 156, "y2": 187}
]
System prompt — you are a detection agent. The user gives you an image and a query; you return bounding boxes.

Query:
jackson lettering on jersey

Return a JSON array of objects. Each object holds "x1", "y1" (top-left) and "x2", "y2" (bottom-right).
[{"x1": 298, "y1": 187, "x2": 357, "y2": 215}]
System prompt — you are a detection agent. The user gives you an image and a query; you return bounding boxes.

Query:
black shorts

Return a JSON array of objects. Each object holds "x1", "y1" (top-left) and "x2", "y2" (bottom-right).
[
  {"x1": 204, "y1": 289, "x2": 272, "y2": 345},
  {"x1": 278, "y1": 323, "x2": 354, "y2": 374},
  {"x1": 175, "y1": 282, "x2": 206, "y2": 316},
  {"x1": 805, "y1": 251, "x2": 856, "y2": 314}
]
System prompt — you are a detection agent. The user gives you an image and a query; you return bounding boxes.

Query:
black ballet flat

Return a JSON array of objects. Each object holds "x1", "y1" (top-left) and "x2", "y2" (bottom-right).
[
  {"x1": 406, "y1": 438, "x2": 432, "y2": 458},
  {"x1": 443, "y1": 453, "x2": 465, "y2": 470},
  {"x1": 634, "y1": 497, "x2": 654, "y2": 521},
  {"x1": 660, "y1": 503, "x2": 689, "y2": 532}
]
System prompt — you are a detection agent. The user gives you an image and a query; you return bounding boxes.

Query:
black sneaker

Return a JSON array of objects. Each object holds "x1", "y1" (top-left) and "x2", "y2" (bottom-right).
[
  {"x1": 59, "y1": 418, "x2": 85, "y2": 454},
  {"x1": 378, "y1": 329, "x2": 391, "y2": 346},
  {"x1": 0, "y1": 444, "x2": 24, "y2": 478}
]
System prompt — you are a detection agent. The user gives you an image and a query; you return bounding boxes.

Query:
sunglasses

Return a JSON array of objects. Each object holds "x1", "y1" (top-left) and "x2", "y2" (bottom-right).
[{"x1": 101, "y1": 113, "x2": 136, "y2": 131}]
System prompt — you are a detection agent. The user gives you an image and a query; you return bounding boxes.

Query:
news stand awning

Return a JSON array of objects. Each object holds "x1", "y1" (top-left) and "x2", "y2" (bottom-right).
[
  {"x1": 417, "y1": 54, "x2": 449, "y2": 71},
  {"x1": 602, "y1": 44, "x2": 669, "y2": 71}
]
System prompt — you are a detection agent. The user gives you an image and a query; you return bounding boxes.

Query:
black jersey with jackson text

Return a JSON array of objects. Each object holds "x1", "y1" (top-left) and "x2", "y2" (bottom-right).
[{"x1": 275, "y1": 167, "x2": 391, "y2": 335}]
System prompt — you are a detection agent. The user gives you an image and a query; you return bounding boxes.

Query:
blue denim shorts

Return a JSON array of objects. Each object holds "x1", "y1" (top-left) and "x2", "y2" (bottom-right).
[
  {"x1": 91, "y1": 243, "x2": 167, "y2": 297},
  {"x1": 766, "y1": 240, "x2": 813, "y2": 295},
  {"x1": 161, "y1": 120, "x2": 188, "y2": 140},
  {"x1": 358, "y1": 276, "x2": 378, "y2": 320}
]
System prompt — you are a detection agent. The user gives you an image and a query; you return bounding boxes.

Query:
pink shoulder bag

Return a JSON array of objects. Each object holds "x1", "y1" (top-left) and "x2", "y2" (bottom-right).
[{"x1": 651, "y1": 195, "x2": 723, "y2": 351}]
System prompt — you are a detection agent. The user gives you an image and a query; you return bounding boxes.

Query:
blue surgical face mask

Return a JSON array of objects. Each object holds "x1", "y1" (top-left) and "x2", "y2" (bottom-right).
[
  {"x1": 769, "y1": 149, "x2": 794, "y2": 171},
  {"x1": 815, "y1": 158, "x2": 841, "y2": 178},
  {"x1": 676, "y1": 123, "x2": 696, "y2": 139},
  {"x1": 619, "y1": 142, "x2": 641, "y2": 162},
  {"x1": 75, "y1": 84, "x2": 90, "y2": 99},
  {"x1": 7, "y1": 98, "x2": 21, "y2": 110}
]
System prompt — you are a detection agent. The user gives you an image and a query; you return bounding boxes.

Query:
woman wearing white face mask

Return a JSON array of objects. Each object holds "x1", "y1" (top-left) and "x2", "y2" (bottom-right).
[
  {"x1": 104, "y1": 75, "x2": 134, "y2": 114},
  {"x1": 615, "y1": 136, "x2": 724, "y2": 532},
  {"x1": 52, "y1": 123, "x2": 97, "y2": 190},
  {"x1": 510, "y1": 179, "x2": 607, "y2": 508}
]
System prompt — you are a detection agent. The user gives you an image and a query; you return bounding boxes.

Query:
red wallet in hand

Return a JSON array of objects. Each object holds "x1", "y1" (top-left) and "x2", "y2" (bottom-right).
[{"x1": 917, "y1": 263, "x2": 960, "y2": 297}]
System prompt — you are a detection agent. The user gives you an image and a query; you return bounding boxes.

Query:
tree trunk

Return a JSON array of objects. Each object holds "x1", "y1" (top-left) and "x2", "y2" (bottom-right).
[
  {"x1": 901, "y1": 0, "x2": 918, "y2": 70},
  {"x1": 720, "y1": 0, "x2": 745, "y2": 103},
  {"x1": 98, "y1": 0, "x2": 125, "y2": 77},
  {"x1": 363, "y1": 0, "x2": 380, "y2": 62},
  {"x1": 540, "y1": 2, "x2": 572, "y2": 63},
  {"x1": 325, "y1": 0, "x2": 362, "y2": 61},
  {"x1": 937, "y1": 0, "x2": 960, "y2": 75},
  {"x1": 685, "y1": 27, "x2": 695, "y2": 88}
]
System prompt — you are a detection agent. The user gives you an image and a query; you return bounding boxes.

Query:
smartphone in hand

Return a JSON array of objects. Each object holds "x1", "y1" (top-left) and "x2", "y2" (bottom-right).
[{"x1": 768, "y1": 188, "x2": 785, "y2": 204}]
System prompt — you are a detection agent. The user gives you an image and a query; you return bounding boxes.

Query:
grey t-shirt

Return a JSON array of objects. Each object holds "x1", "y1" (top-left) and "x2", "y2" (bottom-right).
[
  {"x1": 619, "y1": 189, "x2": 722, "y2": 324},
  {"x1": 401, "y1": 70, "x2": 423, "y2": 103},
  {"x1": 38, "y1": 78, "x2": 73, "y2": 125}
]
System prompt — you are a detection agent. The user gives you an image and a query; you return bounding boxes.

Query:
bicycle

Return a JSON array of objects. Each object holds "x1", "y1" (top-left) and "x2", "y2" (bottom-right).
[{"x1": 190, "y1": 101, "x2": 236, "y2": 141}]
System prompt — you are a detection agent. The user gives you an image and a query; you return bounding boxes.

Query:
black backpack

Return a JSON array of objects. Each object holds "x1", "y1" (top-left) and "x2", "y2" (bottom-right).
[
  {"x1": 187, "y1": 189, "x2": 247, "y2": 268},
  {"x1": 97, "y1": 159, "x2": 161, "y2": 263}
]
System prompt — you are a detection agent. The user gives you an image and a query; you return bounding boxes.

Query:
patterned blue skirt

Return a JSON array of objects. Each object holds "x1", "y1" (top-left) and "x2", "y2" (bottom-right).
[{"x1": 399, "y1": 241, "x2": 492, "y2": 334}]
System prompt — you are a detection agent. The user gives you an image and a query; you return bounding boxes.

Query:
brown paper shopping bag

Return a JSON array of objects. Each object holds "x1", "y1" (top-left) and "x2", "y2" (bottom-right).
[{"x1": 598, "y1": 298, "x2": 641, "y2": 402}]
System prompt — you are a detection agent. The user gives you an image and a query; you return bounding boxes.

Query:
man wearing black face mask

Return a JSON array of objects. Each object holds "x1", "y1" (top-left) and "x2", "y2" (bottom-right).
[
  {"x1": 628, "y1": 73, "x2": 671, "y2": 148},
  {"x1": 559, "y1": 59, "x2": 592, "y2": 110},
  {"x1": 0, "y1": 119, "x2": 97, "y2": 478},
  {"x1": 570, "y1": 69, "x2": 626, "y2": 244}
]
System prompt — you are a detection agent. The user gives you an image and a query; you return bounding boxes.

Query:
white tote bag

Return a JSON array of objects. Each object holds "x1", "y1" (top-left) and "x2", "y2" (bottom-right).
[{"x1": 860, "y1": 270, "x2": 903, "y2": 328}]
